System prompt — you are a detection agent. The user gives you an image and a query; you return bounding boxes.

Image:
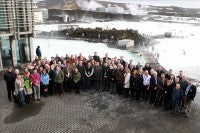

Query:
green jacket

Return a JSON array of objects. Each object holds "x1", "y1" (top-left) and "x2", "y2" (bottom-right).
[
  {"x1": 72, "y1": 72, "x2": 81, "y2": 83},
  {"x1": 54, "y1": 70, "x2": 64, "y2": 83},
  {"x1": 24, "y1": 77, "x2": 32, "y2": 90}
]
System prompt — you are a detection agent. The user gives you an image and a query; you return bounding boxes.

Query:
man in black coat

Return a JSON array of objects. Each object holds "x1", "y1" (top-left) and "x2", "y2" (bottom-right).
[
  {"x1": 102, "y1": 62, "x2": 110, "y2": 91},
  {"x1": 184, "y1": 80, "x2": 197, "y2": 116},
  {"x1": 93, "y1": 52, "x2": 100, "y2": 63},
  {"x1": 157, "y1": 66, "x2": 165, "y2": 78},
  {"x1": 93, "y1": 62, "x2": 102, "y2": 91},
  {"x1": 163, "y1": 80, "x2": 173, "y2": 111},
  {"x1": 36, "y1": 46, "x2": 42, "y2": 59},
  {"x1": 149, "y1": 72, "x2": 161, "y2": 105},
  {"x1": 143, "y1": 63, "x2": 152, "y2": 74},
  {"x1": 103, "y1": 53, "x2": 111, "y2": 63},
  {"x1": 77, "y1": 61, "x2": 85, "y2": 91},
  {"x1": 4, "y1": 67, "x2": 16, "y2": 101}
]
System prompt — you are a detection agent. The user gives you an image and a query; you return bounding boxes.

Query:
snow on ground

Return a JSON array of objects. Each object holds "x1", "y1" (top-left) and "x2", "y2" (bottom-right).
[
  {"x1": 35, "y1": 21, "x2": 200, "y2": 38},
  {"x1": 76, "y1": 21, "x2": 200, "y2": 38},
  {"x1": 33, "y1": 38, "x2": 145, "y2": 65},
  {"x1": 153, "y1": 38, "x2": 200, "y2": 79}
]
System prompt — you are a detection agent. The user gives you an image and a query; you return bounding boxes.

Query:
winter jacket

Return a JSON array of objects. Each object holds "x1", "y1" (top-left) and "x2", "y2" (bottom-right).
[
  {"x1": 54, "y1": 70, "x2": 64, "y2": 84},
  {"x1": 186, "y1": 85, "x2": 197, "y2": 101},
  {"x1": 115, "y1": 69, "x2": 125, "y2": 85},
  {"x1": 93, "y1": 66, "x2": 102, "y2": 80},
  {"x1": 4, "y1": 71, "x2": 16, "y2": 87},
  {"x1": 30, "y1": 73, "x2": 41, "y2": 86},
  {"x1": 14, "y1": 79, "x2": 25, "y2": 95},
  {"x1": 72, "y1": 72, "x2": 81, "y2": 83},
  {"x1": 41, "y1": 73, "x2": 50, "y2": 85},
  {"x1": 85, "y1": 67, "x2": 94, "y2": 78},
  {"x1": 24, "y1": 77, "x2": 33, "y2": 95},
  {"x1": 172, "y1": 88, "x2": 182, "y2": 105}
]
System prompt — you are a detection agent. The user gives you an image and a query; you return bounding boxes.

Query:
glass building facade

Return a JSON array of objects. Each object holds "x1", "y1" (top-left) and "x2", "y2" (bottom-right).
[{"x1": 0, "y1": 0, "x2": 34, "y2": 69}]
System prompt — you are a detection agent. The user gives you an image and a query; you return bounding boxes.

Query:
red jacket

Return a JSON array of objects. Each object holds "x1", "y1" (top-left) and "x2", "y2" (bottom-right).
[{"x1": 30, "y1": 73, "x2": 41, "y2": 86}]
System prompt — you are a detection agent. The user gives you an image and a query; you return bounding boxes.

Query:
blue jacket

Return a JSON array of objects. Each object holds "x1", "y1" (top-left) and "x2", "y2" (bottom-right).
[
  {"x1": 40, "y1": 73, "x2": 49, "y2": 85},
  {"x1": 172, "y1": 88, "x2": 182, "y2": 104}
]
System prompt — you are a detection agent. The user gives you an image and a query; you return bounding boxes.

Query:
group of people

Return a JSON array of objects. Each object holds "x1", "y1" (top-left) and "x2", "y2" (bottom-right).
[{"x1": 4, "y1": 48, "x2": 197, "y2": 117}]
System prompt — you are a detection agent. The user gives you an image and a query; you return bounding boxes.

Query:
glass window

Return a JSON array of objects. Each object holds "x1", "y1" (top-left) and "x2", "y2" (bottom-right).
[
  {"x1": 15, "y1": 35, "x2": 31, "y2": 63},
  {"x1": 0, "y1": 36, "x2": 13, "y2": 68},
  {"x1": 0, "y1": 0, "x2": 9, "y2": 34}
]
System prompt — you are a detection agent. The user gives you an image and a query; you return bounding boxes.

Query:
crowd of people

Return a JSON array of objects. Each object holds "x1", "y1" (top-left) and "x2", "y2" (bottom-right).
[{"x1": 3, "y1": 47, "x2": 197, "y2": 117}]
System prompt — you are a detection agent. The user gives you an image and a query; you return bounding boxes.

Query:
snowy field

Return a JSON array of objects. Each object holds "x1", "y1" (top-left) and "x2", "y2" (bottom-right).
[
  {"x1": 33, "y1": 38, "x2": 145, "y2": 65},
  {"x1": 35, "y1": 20, "x2": 200, "y2": 84}
]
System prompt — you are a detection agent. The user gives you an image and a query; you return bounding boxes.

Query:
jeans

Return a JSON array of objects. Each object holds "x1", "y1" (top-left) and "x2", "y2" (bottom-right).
[
  {"x1": 33, "y1": 85, "x2": 40, "y2": 100},
  {"x1": 19, "y1": 90, "x2": 25, "y2": 106}
]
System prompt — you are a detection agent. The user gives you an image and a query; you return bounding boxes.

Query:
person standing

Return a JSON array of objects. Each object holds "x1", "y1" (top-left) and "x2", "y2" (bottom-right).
[
  {"x1": 172, "y1": 84, "x2": 182, "y2": 115},
  {"x1": 115, "y1": 64, "x2": 125, "y2": 95},
  {"x1": 163, "y1": 80, "x2": 173, "y2": 111},
  {"x1": 36, "y1": 46, "x2": 42, "y2": 60},
  {"x1": 184, "y1": 80, "x2": 197, "y2": 117},
  {"x1": 149, "y1": 72, "x2": 160, "y2": 105},
  {"x1": 124, "y1": 69, "x2": 131, "y2": 98},
  {"x1": 143, "y1": 70, "x2": 151, "y2": 101},
  {"x1": 54, "y1": 65, "x2": 64, "y2": 97},
  {"x1": 102, "y1": 62, "x2": 110, "y2": 92},
  {"x1": 4, "y1": 67, "x2": 16, "y2": 101},
  {"x1": 72, "y1": 68, "x2": 81, "y2": 94},
  {"x1": 130, "y1": 69, "x2": 138, "y2": 100},
  {"x1": 14, "y1": 74, "x2": 26, "y2": 107},
  {"x1": 93, "y1": 52, "x2": 100, "y2": 63},
  {"x1": 109, "y1": 64, "x2": 117, "y2": 94},
  {"x1": 93, "y1": 62, "x2": 102, "y2": 92},
  {"x1": 85, "y1": 62, "x2": 94, "y2": 90},
  {"x1": 40, "y1": 69, "x2": 50, "y2": 97},
  {"x1": 30, "y1": 69, "x2": 41, "y2": 101},
  {"x1": 24, "y1": 72, "x2": 33, "y2": 104}
]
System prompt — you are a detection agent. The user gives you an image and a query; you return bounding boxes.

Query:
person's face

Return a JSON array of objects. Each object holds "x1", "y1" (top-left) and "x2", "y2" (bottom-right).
[
  {"x1": 96, "y1": 62, "x2": 99, "y2": 66},
  {"x1": 17, "y1": 75, "x2": 21, "y2": 80},
  {"x1": 167, "y1": 81, "x2": 171, "y2": 86},
  {"x1": 161, "y1": 74, "x2": 165, "y2": 79},
  {"x1": 33, "y1": 70, "x2": 37, "y2": 74},
  {"x1": 88, "y1": 63, "x2": 91, "y2": 67},
  {"x1": 75, "y1": 68, "x2": 78, "y2": 73},
  {"x1": 182, "y1": 76, "x2": 186, "y2": 81},
  {"x1": 43, "y1": 70, "x2": 46, "y2": 74},
  {"x1": 175, "y1": 77, "x2": 179, "y2": 83},
  {"x1": 189, "y1": 81, "x2": 192, "y2": 86},
  {"x1": 133, "y1": 70, "x2": 137, "y2": 75},
  {"x1": 56, "y1": 66, "x2": 59, "y2": 70},
  {"x1": 145, "y1": 70, "x2": 148, "y2": 75},
  {"x1": 180, "y1": 71, "x2": 183, "y2": 75},
  {"x1": 8, "y1": 68, "x2": 12, "y2": 72},
  {"x1": 169, "y1": 69, "x2": 173, "y2": 74}
]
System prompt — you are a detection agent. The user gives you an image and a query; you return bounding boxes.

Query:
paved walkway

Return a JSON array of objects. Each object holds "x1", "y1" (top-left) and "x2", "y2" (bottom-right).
[{"x1": 0, "y1": 71, "x2": 200, "y2": 133}]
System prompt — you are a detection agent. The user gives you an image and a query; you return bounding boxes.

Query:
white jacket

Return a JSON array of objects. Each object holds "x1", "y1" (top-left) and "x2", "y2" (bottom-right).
[{"x1": 124, "y1": 73, "x2": 130, "y2": 88}]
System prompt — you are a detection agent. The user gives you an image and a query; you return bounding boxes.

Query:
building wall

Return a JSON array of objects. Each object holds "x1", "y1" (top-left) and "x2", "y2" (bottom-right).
[{"x1": 0, "y1": 0, "x2": 34, "y2": 69}]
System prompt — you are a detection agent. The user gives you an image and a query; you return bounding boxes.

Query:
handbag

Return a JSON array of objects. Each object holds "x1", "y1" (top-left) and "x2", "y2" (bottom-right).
[{"x1": 44, "y1": 88, "x2": 48, "y2": 92}]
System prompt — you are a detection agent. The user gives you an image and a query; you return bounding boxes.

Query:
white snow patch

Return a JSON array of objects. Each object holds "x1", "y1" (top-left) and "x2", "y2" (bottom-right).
[{"x1": 33, "y1": 38, "x2": 145, "y2": 65}]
